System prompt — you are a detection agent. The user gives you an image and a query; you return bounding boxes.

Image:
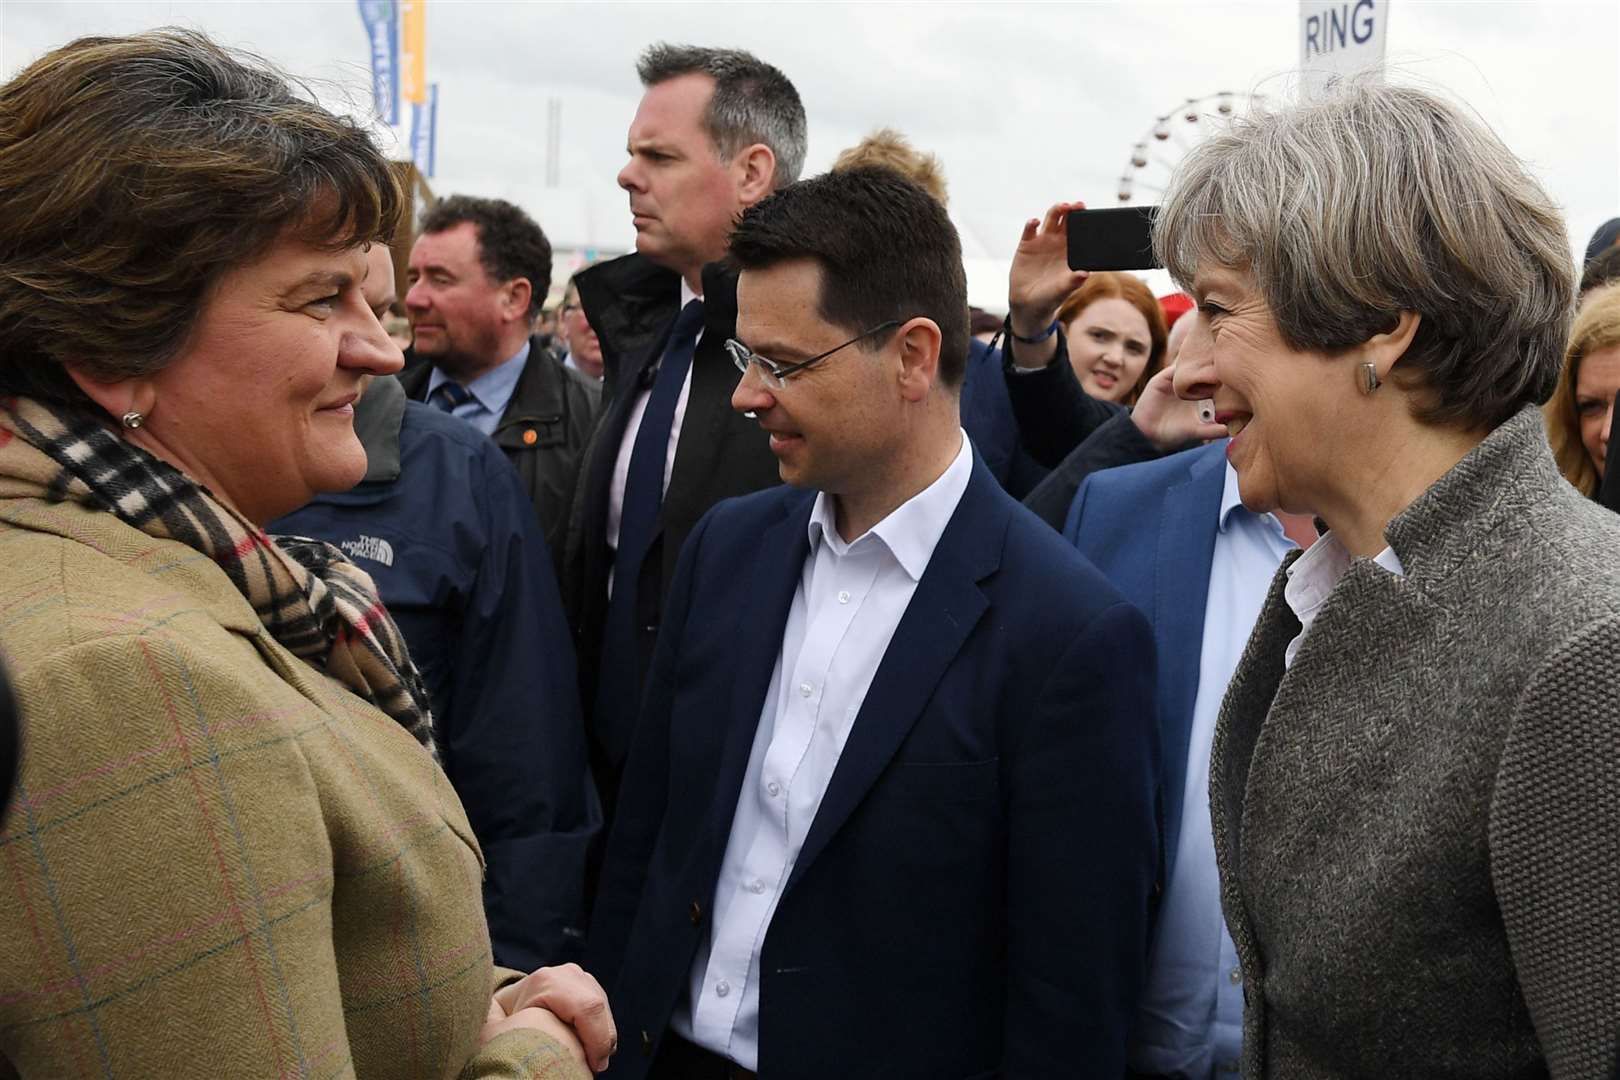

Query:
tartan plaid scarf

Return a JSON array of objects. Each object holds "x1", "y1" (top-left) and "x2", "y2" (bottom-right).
[{"x1": 0, "y1": 396, "x2": 436, "y2": 756}]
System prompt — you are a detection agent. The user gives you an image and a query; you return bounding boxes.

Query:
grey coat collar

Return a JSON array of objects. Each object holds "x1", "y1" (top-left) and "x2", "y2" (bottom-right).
[{"x1": 1381, "y1": 404, "x2": 1555, "y2": 591}]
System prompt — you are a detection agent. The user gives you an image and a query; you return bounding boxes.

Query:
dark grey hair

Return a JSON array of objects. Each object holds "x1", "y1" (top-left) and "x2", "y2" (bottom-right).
[
  {"x1": 637, "y1": 43, "x2": 806, "y2": 188},
  {"x1": 1155, "y1": 78, "x2": 1575, "y2": 431}
]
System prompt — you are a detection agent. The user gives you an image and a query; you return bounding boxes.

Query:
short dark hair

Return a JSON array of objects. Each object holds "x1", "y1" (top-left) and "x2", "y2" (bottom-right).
[
  {"x1": 728, "y1": 167, "x2": 969, "y2": 387},
  {"x1": 637, "y1": 43, "x2": 806, "y2": 187},
  {"x1": 1581, "y1": 245, "x2": 1620, "y2": 298},
  {"x1": 418, "y1": 195, "x2": 553, "y2": 320},
  {"x1": 0, "y1": 28, "x2": 401, "y2": 408}
]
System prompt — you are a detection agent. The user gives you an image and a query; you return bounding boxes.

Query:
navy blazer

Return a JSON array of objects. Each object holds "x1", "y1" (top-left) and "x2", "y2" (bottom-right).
[
  {"x1": 1062, "y1": 442, "x2": 1226, "y2": 878},
  {"x1": 590, "y1": 455, "x2": 1160, "y2": 1079}
]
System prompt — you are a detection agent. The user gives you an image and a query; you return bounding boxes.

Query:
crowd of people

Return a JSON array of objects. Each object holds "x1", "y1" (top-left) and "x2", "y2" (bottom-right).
[{"x1": 1, "y1": 25, "x2": 1619, "y2": 1080}]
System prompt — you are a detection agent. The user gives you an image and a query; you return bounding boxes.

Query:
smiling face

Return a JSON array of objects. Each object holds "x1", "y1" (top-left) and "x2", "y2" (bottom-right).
[
  {"x1": 617, "y1": 73, "x2": 748, "y2": 278},
  {"x1": 1181, "y1": 264, "x2": 1347, "y2": 516},
  {"x1": 1575, "y1": 344, "x2": 1620, "y2": 477},
  {"x1": 136, "y1": 234, "x2": 403, "y2": 524},
  {"x1": 730, "y1": 258, "x2": 898, "y2": 496},
  {"x1": 1065, "y1": 296, "x2": 1153, "y2": 403}
]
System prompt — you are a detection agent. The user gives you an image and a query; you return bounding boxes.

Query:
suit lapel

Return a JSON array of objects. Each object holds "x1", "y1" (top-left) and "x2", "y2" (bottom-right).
[
  {"x1": 785, "y1": 462, "x2": 1003, "y2": 894},
  {"x1": 1209, "y1": 554, "x2": 1298, "y2": 967},
  {"x1": 1153, "y1": 445, "x2": 1226, "y2": 872},
  {"x1": 699, "y1": 497, "x2": 814, "y2": 859}
]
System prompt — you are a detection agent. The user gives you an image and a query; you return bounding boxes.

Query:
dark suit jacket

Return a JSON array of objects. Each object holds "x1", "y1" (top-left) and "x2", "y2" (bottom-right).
[
  {"x1": 1064, "y1": 441, "x2": 1227, "y2": 881},
  {"x1": 1024, "y1": 412, "x2": 1165, "y2": 530},
  {"x1": 959, "y1": 337, "x2": 1046, "y2": 498},
  {"x1": 564, "y1": 254, "x2": 779, "y2": 813},
  {"x1": 1001, "y1": 323, "x2": 1124, "y2": 469},
  {"x1": 590, "y1": 456, "x2": 1161, "y2": 1079}
]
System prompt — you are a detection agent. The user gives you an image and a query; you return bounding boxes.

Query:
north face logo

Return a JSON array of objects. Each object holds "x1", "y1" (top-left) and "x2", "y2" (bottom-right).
[{"x1": 340, "y1": 535, "x2": 395, "y2": 568}]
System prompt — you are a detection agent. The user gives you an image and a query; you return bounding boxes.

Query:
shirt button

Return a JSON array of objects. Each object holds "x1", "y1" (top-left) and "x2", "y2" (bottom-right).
[
  {"x1": 1229, "y1": 967, "x2": 1242, "y2": 984},
  {"x1": 748, "y1": 878, "x2": 765, "y2": 894},
  {"x1": 799, "y1": 681, "x2": 813, "y2": 697},
  {"x1": 766, "y1": 780, "x2": 782, "y2": 797},
  {"x1": 715, "y1": 980, "x2": 731, "y2": 998},
  {"x1": 838, "y1": 590, "x2": 851, "y2": 604}
]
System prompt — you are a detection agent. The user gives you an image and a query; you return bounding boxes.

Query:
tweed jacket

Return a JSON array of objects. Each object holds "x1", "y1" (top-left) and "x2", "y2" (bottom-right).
[
  {"x1": 1211, "y1": 406, "x2": 1620, "y2": 1079},
  {"x1": 0, "y1": 485, "x2": 582, "y2": 1078}
]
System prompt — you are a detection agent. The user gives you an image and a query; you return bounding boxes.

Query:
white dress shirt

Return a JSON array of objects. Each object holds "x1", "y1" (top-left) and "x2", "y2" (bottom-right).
[
  {"x1": 672, "y1": 432, "x2": 973, "y2": 1070},
  {"x1": 606, "y1": 278, "x2": 700, "y2": 560},
  {"x1": 1282, "y1": 531, "x2": 1404, "y2": 669}
]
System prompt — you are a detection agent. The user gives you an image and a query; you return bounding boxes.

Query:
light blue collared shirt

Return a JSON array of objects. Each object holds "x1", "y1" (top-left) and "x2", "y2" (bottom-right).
[
  {"x1": 1130, "y1": 463, "x2": 1296, "y2": 1080},
  {"x1": 425, "y1": 340, "x2": 530, "y2": 437}
]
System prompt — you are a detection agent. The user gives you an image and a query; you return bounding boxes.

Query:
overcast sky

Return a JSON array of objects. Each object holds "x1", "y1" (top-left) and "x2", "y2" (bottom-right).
[{"x1": 4, "y1": 0, "x2": 1617, "y2": 308}]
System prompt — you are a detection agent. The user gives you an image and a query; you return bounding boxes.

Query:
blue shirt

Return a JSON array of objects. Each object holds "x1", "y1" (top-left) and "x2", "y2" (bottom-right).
[
  {"x1": 1129, "y1": 463, "x2": 1296, "y2": 1080},
  {"x1": 426, "y1": 341, "x2": 530, "y2": 437}
]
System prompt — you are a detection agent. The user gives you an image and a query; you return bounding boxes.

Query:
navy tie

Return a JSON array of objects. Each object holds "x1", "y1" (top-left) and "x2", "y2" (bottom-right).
[
  {"x1": 595, "y1": 298, "x2": 705, "y2": 766},
  {"x1": 429, "y1": 380, "x2": 474, "y2": 414}
]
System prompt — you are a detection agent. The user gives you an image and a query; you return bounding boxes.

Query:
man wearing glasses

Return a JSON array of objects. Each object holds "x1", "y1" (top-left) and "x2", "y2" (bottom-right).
[{"x1": 589, "y1": 168, "x2": 1160, "y2": 1079}]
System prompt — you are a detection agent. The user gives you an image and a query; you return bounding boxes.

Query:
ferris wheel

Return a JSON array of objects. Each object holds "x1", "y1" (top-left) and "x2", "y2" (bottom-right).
[{"x1": 1116, "y1": 92, "x2": 1266, "y2": 204}]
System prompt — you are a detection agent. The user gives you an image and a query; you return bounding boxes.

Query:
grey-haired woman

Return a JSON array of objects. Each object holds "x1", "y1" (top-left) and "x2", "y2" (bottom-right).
[{"x1": 1157, "y1": 79, "x2": 1620, "y2": 1077}]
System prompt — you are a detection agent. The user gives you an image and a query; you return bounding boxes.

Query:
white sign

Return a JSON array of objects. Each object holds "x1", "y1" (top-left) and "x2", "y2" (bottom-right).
[{"x1": 1299, "y1": 0, "x2": 1389, "y2": 87}]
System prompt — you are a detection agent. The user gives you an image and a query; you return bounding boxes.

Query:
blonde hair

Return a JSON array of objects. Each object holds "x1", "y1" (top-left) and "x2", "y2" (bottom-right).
[
  {"x1": 1547, "y1": 283, "x2": 1620, "y2": 496},
  {"x1": 831, "y1": 128, "x2": 947, "y2": 206}
]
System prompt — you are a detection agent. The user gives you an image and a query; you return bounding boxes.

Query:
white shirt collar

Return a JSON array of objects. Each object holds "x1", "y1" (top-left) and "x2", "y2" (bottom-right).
[
  {"x1": 807, "y1": 430, "x2": 972, "y2": 581},
  {"x1": 681, "y1": 276, "x2": 702, "y2": 306},
  {"x1": 1282, "y1": 529, "x2": 1405, "y2": 667}
]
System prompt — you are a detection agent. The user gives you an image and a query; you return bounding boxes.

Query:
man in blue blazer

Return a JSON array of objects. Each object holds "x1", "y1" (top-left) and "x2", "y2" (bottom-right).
[
  {"x1": 589, "y1": 168, "x2": 1160, "y2": 1079},
  {"x1": 1064, "y1": 333, "x2": 1310, "y2": 1077}
]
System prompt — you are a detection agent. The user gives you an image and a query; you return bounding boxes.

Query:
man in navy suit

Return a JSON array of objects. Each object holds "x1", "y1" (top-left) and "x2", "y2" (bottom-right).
[
  {"x1": 1063, "y1": 321, "x2": 1313, "y2": 1079},
  {"x1": 589, "y1": 167, "x2": 1160, "y2": 1079}
]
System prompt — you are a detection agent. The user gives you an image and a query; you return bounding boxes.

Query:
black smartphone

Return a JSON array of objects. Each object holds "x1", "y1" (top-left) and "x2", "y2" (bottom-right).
[{"x1": 1066, "y1": 206, "x2": 1161, "y2": 271}]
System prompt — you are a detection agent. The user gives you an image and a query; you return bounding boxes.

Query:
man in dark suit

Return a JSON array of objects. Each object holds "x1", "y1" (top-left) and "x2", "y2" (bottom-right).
[
  {"x1": 565, "y1": 43, "x2": 806, "y2": 829},
  {"x1": 590, "y1": 168, "x2": 1160, "y2": 1079},
  {"x1": 398, "y1": 195, "x2": 599, "y2": 560},
  {"x1": 1062, "y1": 325, "x2": 1314, "y2": 1078}
]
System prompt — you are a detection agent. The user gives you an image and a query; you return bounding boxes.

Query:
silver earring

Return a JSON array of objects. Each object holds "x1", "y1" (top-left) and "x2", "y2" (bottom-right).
[
  {"x1": 120, "y1": 410, "x2": 145, "y2": 430},
  {"x1": 1357, "y1": 362, "x2": 1381, "y2": 395}
]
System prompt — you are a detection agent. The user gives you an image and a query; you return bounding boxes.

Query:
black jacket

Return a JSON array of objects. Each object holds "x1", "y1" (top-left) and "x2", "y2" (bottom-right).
[
  {"x1": 1001, "y1": 321, "x2": 1178, "y2": 530},
  {"x1": 564, "y1": 253, "x2": 780, "y2": 819},
  {"x1": 399, "y1": 338, "x2": 599, "y2": 567}
]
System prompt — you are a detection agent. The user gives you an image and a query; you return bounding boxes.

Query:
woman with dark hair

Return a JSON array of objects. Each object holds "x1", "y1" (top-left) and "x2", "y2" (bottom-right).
[
  {"x1": 1156, "y1": 78, "x2": 1620, "y2": 1076},
  {"x1": 0, "y1": 30, "x2": 611, "y2": 1078}
]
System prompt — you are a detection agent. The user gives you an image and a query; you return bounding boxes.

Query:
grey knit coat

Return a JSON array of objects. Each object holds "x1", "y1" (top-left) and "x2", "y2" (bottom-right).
[{"x1": 1212, "y1": 406, "x2": 1620, "y2": 1078}]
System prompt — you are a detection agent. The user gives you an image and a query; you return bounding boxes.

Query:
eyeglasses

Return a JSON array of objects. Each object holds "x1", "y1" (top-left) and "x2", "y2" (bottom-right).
[{"x1": 726, "y1": 320, "x2": 902, "y2": 391}]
